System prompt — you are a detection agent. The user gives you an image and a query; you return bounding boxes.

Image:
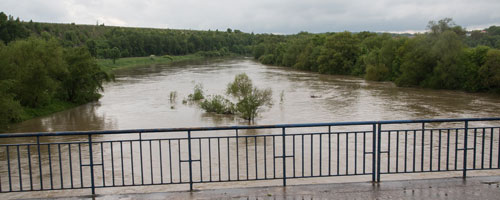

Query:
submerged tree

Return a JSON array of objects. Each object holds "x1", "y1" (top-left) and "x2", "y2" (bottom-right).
[
  {"x1": 199, "y1": 73, "x2": 272, "y2": 121},
  {"x1": 226, "y1": 73, "x2": 272, "y2": 121}
]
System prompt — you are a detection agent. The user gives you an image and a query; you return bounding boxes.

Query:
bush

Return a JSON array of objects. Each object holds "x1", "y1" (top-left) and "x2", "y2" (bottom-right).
[
  {"x1": 169, "y1": 91, "x2": 177, "y2": 102},
  {"x1": 200, "y1": 95, "x2": 235, "y2": 114},
  {"x1": 188, "y1": 83, "x2": 204, "y2": 101},
  {"x1": 0, "y1": 81, "x2": 23, "y2": 131}
]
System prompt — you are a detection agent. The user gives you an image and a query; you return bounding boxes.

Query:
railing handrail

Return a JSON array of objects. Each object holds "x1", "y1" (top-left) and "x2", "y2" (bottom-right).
[{"x1": 1, "y1": 117, "x2": 499, "y2": 138}]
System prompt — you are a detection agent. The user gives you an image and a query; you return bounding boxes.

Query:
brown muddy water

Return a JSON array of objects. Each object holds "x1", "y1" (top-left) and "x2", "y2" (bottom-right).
[
  {"x1": 7, "y1": 58, "x2": 500, "y2": 132},
  {"x1": 2, "y1": 58, "x2": 500, "y2": 199}
]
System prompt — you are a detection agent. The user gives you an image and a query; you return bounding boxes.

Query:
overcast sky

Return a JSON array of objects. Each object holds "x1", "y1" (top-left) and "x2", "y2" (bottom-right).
[{"x1": 1, "y1": 0, "x2": 500, "y2": 34}]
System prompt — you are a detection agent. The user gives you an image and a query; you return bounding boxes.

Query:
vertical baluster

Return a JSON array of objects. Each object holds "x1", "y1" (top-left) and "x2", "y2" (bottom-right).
[
  {"x1": 463, "y1": 121, "x2": 469, "y2": 178},
  {"x1": 218, "y1": 137, "x2": 221, "y2": 181},
  {"x1": 489, "y1": 128, "x2": 494, "y2": 169},
  {"x1": 376, "y1": 123, "x2": 381, "y2": 182},
  {"x1": 497, "y1": 128, "x2": 500, "y2": 168},
  {"x1": 37, "y1": 137, "x2": 43, "y2": 190},
  {"x1": 473, "y1": 128, "x2": 477, "y2": 169},
  {"x1": 455, "y1": 129, "x2": 458, "y2": 170},
  {"x1": 273, "y1": 135, "x2": 276, "y2": 179},
  {"x1": 88, "y1": 135, "x2": 95, "y2": 195},
  {"x1": 28, "y1": 144, "x2": 33, "y2": 191},
  {"x1": 17, "y1": 145, "x2": 22, "y2": 191},
  {"x1": 159, "y1": 140, "x2": 163, "y2": 184},
  {"x1": 311, "y1": 134, "x2": 314, "y2": 176},
  {"x1": 264, "y1": 136, "x2": 267, "y2": 179},
  {"x1": 429, "y1": 130, "x2": 434, "y2": 172},
  {"x1": 421, "y1": 123, "x2": 425, "y2": 172},
  {"x1": 187, "y1": 131, "x2": 193, "y2": 191},
  {"x1": 111, "y1": 142, "x2": 114, "y2": 186},
  {"x1": 372, "y1": 124, "x2": 376, "y2": 182},
  {"x1": 396, "y1": 131, "x2": 399, "y2": 173},
  {"x1": 139, "y1": 133, "x2": 143, "y2": 185},
  {"x1": 168, "y1": 140, "x2": 172, "y2": 184},
  {"x1": 100, "y1": 142, "x2": 105, "y2": 187},
  {"x1": 337, "y1": 132, "x2": 340, "y2": 176},
  {"x1": 282, "y1": 128, "x2": 286, "y2": 186},
  {"x1": 149, "y1": 140, "x2": 153, "y2": 184},
  {"x1": 227, "y1": 138, "x2": 230, "y2": 181},
  {"x1": 302, "y1": 135, "x2": 305, "y2": 177},
  {"x1": 430, "y1": 130, "x2": 433, "y2": 171},
  {"x1": 177, "y1": 139, "x2": 181, "y2": 183},
  {"x1": 329, "y1": 126, "x2": 332, "y2": 176},
  {"x1": 208, "y1": 138, "x2": 212, "y2": 182},
  {"x1": 481, "y1": 128, "x2": 485, "y2": 169},
  {"x1": 48, "y1": 144, "x2": 53, "y2": 190},
  {"x1": 244, "y1": 137, "x2": 247, "y2": 180},
  {"x1": 68, "y1": 144, "x2": 73, "y2": 189},
  {"x1": 346, "y1": 133, "x2": 349, "y2": 175},
  {"x1": 158, "y1": 139, "x2": 163, "y2": 184},
  {"x1": 413, "y1": 130, "x2": 416, "y2": 172},
  {"x1": 363, "y1": 131, "x2": 366, "y2": 174},
  {"x1": 255, "y1": 137, "x2": 258, "y2": 180},
  {"x1": 79, "y1": 143, "x2": 83, "y2": 188},
  {"x1": 120, "y1": 141, "x2": 124, "y2": 186},
  {"x1": 446, "y1": 129, "x2": 450, "y2": 171},
  {"x1": 293, "y1": 135, "x2": 296, "y2": 178},
  {"x1": 404, "y1": 130, "x2": 408, "y2": 173},
  {"x1": 236, "y1": 129, "x2": 240, "y2": 181},
  {"x1": 57, "y1": 144, "x2": 63, "y2": 189},
  {"x1": 387, "y1": 131, "x2": 390, "y2": 173},
  {"x1": 355, "y1": 132, "x2": 358, "y2": 174},
  {"x1": 438, "y1": 130, "x2": 442, "y2": 171},
  {"x1": 130, "y1": 141, "x2": 134, "y2": 185},
  {"x1": 7, "y1": 146, "x2": 12, "y2": 192},
  {"x1": 320, "y1": 132, "x2": 322, "y2": 176},
  {"x1": 200, "y1": 139, "x2": 204, "y2": 182}
]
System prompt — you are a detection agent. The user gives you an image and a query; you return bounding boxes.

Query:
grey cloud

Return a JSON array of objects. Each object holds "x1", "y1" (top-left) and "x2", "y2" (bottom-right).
[{"x1": 1, "y1": 0, "x2": 499, "y2": 33}]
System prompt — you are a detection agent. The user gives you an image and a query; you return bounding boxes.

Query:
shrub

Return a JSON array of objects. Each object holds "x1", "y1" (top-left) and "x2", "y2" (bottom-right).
[
  {"x1": 200, "y1": 95, "x2": 235, "y2": 114},
  {"x1": 188, "y1": 83, "x2": 204, "y2": 101}
]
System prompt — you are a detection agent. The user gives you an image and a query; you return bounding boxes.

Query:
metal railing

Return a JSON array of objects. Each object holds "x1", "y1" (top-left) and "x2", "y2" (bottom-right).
[{"x1": 0, "y1": 118, "x2": 499, "y2": 195}]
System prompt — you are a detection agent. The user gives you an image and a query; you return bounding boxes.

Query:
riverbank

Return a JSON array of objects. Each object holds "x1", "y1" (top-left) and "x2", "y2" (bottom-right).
[
  {"x1": 2, "y1": 54, "x2": 209, "y2": 132},
  {"x1": 98, "y1": 54, "x2": 205, "y2": 72}
]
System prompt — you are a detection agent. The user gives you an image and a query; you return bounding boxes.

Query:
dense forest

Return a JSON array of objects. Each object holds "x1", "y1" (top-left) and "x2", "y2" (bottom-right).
[
  {"x1": 1, "y1": 11, "x2": 500, "y2": 130},
  {"x1": 252, "y1": 19, "x2": 500, "y2": 93}
]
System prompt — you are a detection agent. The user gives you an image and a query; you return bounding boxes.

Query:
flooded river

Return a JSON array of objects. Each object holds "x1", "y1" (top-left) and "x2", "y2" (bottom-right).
[{"x1": 6, "y1": 58, "x2": 500, "y2": 133}]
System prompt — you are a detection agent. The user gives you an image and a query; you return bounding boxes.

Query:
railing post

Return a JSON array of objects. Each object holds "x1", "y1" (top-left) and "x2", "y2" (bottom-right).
[
  {"x1": 377, "y1": 123, "x2": 381, "y2": 182},
  {"x1": 463, "y1": 121, "x2": 468, "y2": 178},
  {"x1": 282, "y1": 127, "x2": 287, "y2": 186},
  {"x1": 37, "y1": 136, "x2": 43, "y2": 190},
  {"x1": 88, "y1": 134, "x2": 95, "y2": 195},
  {"x1": 187, "y1": 130, "x2": 194, "y2": 191},
  {"x1": 372, "y1": 123, "x2": 376, "y2": 182}
]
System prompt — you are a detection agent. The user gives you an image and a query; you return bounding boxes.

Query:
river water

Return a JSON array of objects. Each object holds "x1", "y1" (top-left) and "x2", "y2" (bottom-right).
[
  {"x1": 2, "y1": 58, "x2": 500, "y2": 198},
  {"x1": 7, "y1": 58, "x2": 500, "y2": 133}
]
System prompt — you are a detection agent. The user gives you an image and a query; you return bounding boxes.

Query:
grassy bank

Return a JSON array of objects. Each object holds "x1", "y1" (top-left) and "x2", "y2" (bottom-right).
[
  {"x1": 1, "y1": 100, "x2": 79, "y2": 132},
  {"x1": 98, "y1": 54, "x2": 205, "y2": 72},
  {"x1": 19, "y1": 100, "x2": 79, "y2": 121},
  {"x1": 2, "y1": 54, "x2": 207, "y2": 132}
]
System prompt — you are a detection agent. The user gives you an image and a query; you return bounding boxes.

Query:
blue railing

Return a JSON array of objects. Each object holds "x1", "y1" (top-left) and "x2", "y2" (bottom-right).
[{"x1": 0, "y1": 117, "x2": 499, "y2": 195}]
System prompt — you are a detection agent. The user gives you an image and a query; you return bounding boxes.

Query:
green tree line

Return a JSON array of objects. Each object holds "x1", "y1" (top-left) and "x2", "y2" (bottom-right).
[
  {"x1": 251, "y1": 18, "x2": 500, "y2": 93},
  {"x1": 0, "y1": 36, "x2": 110, "y2": 130}
]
